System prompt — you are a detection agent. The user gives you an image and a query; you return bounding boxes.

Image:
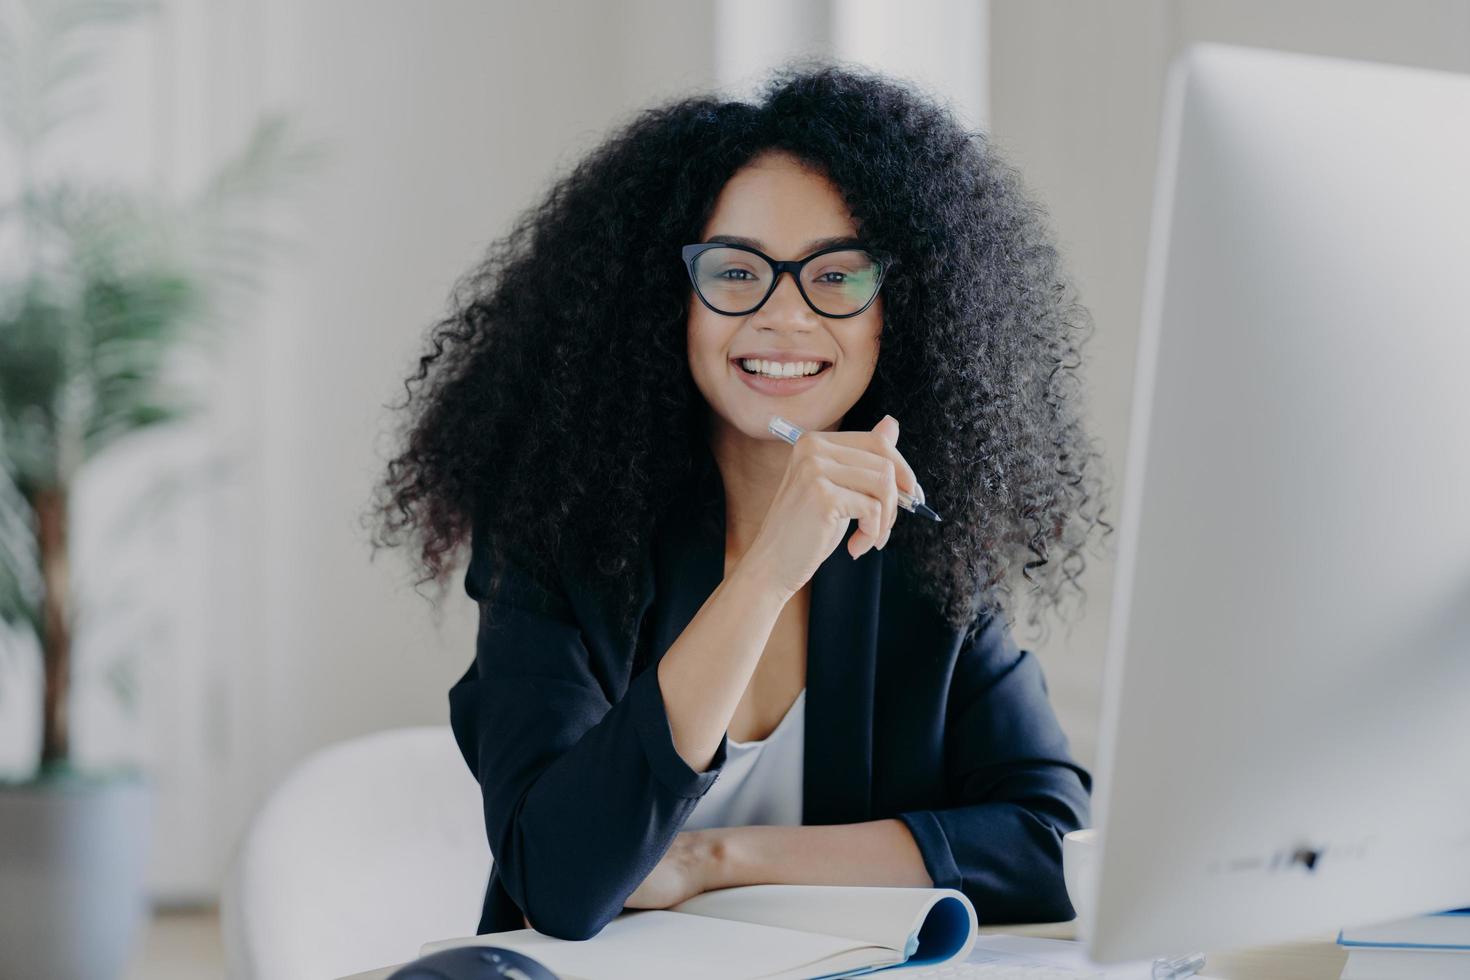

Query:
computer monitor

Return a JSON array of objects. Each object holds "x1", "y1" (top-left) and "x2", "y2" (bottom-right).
[{"x1": 1086, "y1": 42, "x2": 1470, "y2": 964}]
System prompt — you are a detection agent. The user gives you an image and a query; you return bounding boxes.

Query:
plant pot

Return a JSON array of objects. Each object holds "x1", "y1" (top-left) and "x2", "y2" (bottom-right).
[{"x1": 0, "y1": 769, "x2": 155, "y2": 980}]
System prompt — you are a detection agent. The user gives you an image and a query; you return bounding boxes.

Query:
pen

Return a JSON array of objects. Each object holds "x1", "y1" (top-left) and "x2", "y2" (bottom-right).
[
  {"x1": 1151, "y1": 952, "x2": 1206, "y2": 980},
  {"x1": 768, "y1": 415, "x2": 943, "y2": 522}
]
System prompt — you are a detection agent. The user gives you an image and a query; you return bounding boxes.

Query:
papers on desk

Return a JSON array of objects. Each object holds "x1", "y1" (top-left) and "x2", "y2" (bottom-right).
[
  {"x1": 881, "y1": 935, "x2": 1164, "y2": 978},
  {"x1": 416, "y1": 884, "x2": 979, "y2": 979}
]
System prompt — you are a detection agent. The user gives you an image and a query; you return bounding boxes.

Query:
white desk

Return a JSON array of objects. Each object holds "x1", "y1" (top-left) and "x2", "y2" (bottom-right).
[
  {"x1": 336, "y1": 917, "x2": 1347, "y2": 979},
  {"x1": 996, "y1": 920, "x2": 1345, "y2": 980}
]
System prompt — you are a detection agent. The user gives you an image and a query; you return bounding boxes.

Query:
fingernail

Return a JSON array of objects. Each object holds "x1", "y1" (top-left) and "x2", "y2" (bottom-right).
[{"x1": 913, "y1": 483, "x2": 925, "y2": 505}]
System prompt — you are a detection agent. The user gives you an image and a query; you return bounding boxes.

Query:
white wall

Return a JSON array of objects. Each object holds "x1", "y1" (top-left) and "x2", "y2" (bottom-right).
[
  {"x1": 987, "y1": 0, "x2": 1470, "y2": 771},
  {"x1": 717, "y1": 0, "x2": 988, "y2": 131}
]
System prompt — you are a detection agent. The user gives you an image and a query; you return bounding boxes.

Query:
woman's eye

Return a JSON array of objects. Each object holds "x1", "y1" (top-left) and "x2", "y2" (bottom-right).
[
  {"x1": 815, "y1": 271, "x2": 847, "y2": 283},
  {"x1": 717, "y1": 269, "x2": 756, "y2": 281}
]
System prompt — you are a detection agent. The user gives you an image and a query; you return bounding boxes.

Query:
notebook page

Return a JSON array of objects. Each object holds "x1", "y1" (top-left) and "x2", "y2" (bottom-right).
[
  {"x1": 670, "y1": 884, "x2": 978, "y2": 966},
  {"x1": 417, "y1": 909, "x2": 902, "y2": 980}
]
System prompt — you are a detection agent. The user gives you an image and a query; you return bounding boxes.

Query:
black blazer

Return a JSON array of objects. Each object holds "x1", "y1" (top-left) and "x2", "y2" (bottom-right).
[{"x1": 448, "y1": 464, "x2": 1092, "y2": 941}]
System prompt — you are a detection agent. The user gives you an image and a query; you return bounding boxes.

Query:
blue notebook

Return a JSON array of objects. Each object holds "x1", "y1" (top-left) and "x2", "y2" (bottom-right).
[{"x1": 1337, "y1": 907, "x2": 1470, "y2": 950}]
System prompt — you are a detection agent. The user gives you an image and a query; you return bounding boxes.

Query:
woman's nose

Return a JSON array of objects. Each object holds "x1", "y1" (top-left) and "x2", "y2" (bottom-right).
[{"x1": 758, "y1": 270, "x2": 818, "y2": 321}]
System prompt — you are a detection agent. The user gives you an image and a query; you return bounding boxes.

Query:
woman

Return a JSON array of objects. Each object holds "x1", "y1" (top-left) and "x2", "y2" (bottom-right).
[{"x1": 369, "y1": 61, "x2": 1112, "y2": 941}]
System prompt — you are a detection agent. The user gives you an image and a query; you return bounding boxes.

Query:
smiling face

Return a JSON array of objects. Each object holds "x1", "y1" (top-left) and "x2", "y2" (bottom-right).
[{"x1": 687, "y1": 150, "x2": 883, "y2": 445}]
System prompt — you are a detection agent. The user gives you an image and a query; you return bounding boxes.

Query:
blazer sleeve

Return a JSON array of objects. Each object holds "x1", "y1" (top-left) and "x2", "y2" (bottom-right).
[
  {"x1": 448, "y1": 534, "x2": 730, "y2": 941},
  {"x1": 895, "y1": 607, "x2": 1093, "y2": 924}
]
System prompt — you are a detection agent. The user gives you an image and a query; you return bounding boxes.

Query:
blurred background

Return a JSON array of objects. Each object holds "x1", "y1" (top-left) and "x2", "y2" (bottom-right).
[{"x1": 0, "y1": 0, "x2": 1466, "y2": 976}]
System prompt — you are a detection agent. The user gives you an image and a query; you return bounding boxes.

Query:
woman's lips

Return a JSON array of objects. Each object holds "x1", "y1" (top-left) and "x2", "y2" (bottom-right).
[{"x1": 732, "y1": 360, "x2": 832, "y2": 396}]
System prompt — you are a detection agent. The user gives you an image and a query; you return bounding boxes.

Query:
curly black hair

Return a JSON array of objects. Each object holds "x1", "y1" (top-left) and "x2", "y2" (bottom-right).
[{"x1": 365, "y1": 58, "x2": 1113, "y2": 648}]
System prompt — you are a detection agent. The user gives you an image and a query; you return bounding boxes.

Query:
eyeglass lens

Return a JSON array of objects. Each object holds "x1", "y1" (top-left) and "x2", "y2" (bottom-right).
[{"x1": 691, "y1": 246, "x2": 881, "y2": 316}]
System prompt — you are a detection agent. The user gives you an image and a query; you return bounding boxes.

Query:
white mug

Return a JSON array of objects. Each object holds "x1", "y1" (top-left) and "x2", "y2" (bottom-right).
[{"x1": 1061, "y1": 827, "x2": 1099, "y2": 942}]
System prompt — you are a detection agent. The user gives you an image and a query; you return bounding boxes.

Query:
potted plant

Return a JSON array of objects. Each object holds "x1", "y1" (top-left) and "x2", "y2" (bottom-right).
[{"x1": 0, "y1": 1, "x2": 323, "y2": 976}]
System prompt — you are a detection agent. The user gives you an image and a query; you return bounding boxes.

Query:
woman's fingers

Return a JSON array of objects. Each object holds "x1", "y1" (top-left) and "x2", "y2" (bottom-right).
[
  {"x1": 810, "y1": 430, "x2": 921, "y2": 503},
  {"x1": 809, "y1": 440, "x2": 913, "y2": 542},
  {"x1": 814, "y1": 459, "x2": 898, "y2": 556}
]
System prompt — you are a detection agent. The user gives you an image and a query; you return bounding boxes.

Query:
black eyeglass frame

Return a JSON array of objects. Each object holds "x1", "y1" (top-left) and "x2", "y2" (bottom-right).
[{"x1": 681, "y1": 241, "x2": 894, "y2": 319}]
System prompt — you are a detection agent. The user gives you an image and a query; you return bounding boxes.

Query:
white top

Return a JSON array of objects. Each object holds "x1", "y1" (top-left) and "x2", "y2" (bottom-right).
[{"x1": 682, "y1": 688, "x2": 805, "y2": 830}]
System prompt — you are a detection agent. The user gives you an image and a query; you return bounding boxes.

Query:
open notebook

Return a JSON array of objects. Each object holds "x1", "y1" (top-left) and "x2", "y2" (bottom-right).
[{"x1": 417, "y1": 884, "x2": 978, "y2": 980}]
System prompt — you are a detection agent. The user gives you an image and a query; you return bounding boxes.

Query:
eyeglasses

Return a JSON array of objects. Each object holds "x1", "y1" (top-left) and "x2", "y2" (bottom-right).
[{"x1": 681, "y1": 241, "x2": 892, "y2": 319}]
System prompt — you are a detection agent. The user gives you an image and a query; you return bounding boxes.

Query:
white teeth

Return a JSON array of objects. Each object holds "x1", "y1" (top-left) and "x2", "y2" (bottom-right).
[{"x1": 738, "y1": 359, "x2": 826, "y2": 378}]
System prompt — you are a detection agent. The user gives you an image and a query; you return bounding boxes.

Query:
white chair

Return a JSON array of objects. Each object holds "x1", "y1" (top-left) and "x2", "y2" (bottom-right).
[{"x1": 220, "y1": 726, "x2": 491, "y2": 980}]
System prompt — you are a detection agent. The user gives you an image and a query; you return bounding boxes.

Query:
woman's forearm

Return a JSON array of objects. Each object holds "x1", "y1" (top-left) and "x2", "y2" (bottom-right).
[
  {"x1": 656, "y1": 557, "x2": 792, "y2": 772},
  {"x1": 706, "y1": 819, "x2": 933, "y2": 890}
]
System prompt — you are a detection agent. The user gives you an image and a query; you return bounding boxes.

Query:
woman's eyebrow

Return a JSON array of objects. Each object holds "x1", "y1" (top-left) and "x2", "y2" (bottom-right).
[{"x1": 708, "y1": 234, "x2": 864, "y2": 253}]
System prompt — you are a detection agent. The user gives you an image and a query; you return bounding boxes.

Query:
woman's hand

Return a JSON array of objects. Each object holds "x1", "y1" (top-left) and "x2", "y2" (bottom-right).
[
  {"x1": 623, "y1": 829, "x2": 721, "y2": 910},
  {"x1": 743, "y1": 414, "x2": 921, "y2": 599}
]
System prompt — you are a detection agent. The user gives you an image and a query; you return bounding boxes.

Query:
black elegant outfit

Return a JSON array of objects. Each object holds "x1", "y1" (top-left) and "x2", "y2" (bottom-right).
[{"x1": 448, "y1": 459, "x2": 1091, "y2": 940}]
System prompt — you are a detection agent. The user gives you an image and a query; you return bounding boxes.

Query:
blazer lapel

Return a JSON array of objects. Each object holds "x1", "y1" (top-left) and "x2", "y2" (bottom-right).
[
  {"x1": 630, "y1": 462, "x2": 884, "y2": 828},
  {"x1": 803, "y1": 523, "x2": 882, "y2": 825}
]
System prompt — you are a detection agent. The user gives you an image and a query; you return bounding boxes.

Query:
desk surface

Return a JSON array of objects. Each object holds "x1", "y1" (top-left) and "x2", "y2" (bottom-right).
[
  {"x1": 992, "y1": 920, "x2": 1345, "y2": 980},
  {"x1": 338, "y1": 918, "x2": 1347, "y2": 980}
]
